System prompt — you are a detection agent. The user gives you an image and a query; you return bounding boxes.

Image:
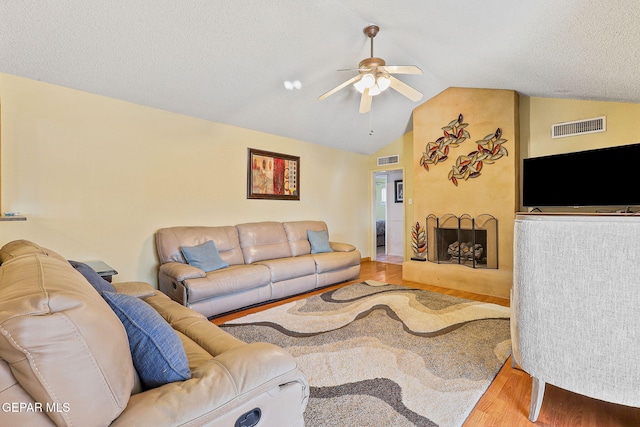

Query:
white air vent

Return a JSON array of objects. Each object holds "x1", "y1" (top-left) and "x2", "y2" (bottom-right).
[
  {"x1": 552, "y1": 116, "x2": 606, "y2": 138},
  {"x1": 377, "y1": 155, "x2": 400, "y2": 166}
]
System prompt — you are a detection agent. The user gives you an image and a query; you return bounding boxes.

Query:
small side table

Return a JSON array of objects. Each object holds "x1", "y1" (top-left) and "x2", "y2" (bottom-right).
[{"x1": 85, "y1": 260, "x2": 118, "y2": 283}]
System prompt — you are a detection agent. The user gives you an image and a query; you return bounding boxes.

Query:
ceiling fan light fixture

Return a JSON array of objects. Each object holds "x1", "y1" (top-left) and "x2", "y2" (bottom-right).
[
  {"x1": 368, "y1": 85, "x2": 381, "y2": 96},
  {"x1": 377, "y1": 76, "x2": 391, "y2": 92},
  {"x1": 354, "y1": 73, "x2": 376, "y2": 93},
  {"x1": 361, "y1": 73, "x2": 375, "y2": 88},
  {"x1": 353, "y1": 79, "x2": 366, "y2": 93},
  {"x1": 284, "y1": 80, "x2": 302, "y2": 90}
]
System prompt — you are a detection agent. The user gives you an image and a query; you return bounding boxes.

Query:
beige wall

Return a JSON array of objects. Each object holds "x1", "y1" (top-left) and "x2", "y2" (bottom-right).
[
  {"x1": 522, "y1": 96, "x2": 640, "y2": 159},
  {"x1": 405, "y1": 87, "x2": 519, "y2": 298},
  {"x1": 0, "y1": 73, "x2": 370, "y2": 286},
  {"x1": 520, "y1": 96, "x2": 640, "y2": 212}
]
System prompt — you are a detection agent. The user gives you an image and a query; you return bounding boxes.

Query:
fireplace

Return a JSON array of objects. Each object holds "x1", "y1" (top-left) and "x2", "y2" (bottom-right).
[{"x1": 426, "y1": 214, "x2": 498, "y2": 269}]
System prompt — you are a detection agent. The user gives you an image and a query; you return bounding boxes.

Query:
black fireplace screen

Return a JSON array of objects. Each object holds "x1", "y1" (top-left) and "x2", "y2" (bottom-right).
[{"x1": 426, "y1": 214, "x2": 497, "y2": 269}]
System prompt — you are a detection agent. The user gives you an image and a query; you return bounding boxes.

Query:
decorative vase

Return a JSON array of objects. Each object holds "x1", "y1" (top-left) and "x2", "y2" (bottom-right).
[{"x1": 410, "y1": 221, "x2": 427, "y2": 261}]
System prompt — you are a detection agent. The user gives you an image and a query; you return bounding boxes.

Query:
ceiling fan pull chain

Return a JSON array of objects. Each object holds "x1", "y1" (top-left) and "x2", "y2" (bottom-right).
[{"x1": 369, "y1": 108, "x2": 374, "y2": 136}]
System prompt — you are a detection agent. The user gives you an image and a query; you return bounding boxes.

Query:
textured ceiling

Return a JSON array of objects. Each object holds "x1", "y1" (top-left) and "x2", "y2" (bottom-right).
[{"x1": 2, "y1": 1, "x2": 640, "y2": 155}]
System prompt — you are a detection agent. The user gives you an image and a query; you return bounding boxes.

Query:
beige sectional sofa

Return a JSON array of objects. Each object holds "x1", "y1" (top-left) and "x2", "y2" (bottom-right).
[
  {"x1": 0, "y1": 240, "x2": 309, "y2": 426},
  {"x1": 156, "y1": 220, "x2": 361, "y2": 318}
]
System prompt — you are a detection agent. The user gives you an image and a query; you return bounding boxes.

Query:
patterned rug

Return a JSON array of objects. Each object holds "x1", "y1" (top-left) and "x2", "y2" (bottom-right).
[{"x1": 220, "y1": 281, "x2": 511, "y2": 427}]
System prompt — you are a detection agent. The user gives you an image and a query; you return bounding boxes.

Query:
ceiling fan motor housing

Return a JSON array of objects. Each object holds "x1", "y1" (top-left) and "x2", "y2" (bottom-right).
[{"x1": 359, "y1": 57, "x2": 386, "y2": 71}]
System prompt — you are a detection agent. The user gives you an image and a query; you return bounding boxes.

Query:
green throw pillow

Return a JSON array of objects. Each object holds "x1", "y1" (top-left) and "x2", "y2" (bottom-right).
[
  {"x1": 307, "y1": 229, "x2": 333, "y2": 254},
  {"x1": 102, "y1": 291, "x2": 191, "y2": 389},
  {"x1": 181, "y1": 240, "x2": 228, "y2": 272}
]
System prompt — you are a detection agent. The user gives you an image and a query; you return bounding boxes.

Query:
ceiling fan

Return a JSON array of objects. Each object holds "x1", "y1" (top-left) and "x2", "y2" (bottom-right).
[{"x1": 319, "y1": 24, "x2": 423, "y2": 114}]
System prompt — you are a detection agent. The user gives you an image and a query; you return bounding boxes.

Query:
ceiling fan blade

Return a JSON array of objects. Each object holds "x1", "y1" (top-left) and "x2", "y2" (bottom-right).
[
  {"x1": 389, "y1": 75, "x2": 423, "y2": 102},
  {"x1": 337, "y1": 67, "x2": 366, "y2": 72},
  {"x1": 318, "y1": 75, "x2": 361, "y2": 101},
  {"x1": 379, "y1": 65, "x2": 422, "y2": 75},
  {"x1": 359, "y1": 88, "x2": 372, "y2": 114}
]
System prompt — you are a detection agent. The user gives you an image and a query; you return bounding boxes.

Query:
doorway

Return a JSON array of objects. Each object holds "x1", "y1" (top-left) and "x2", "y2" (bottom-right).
[{"x1": 373, "y1": 169, "x2": 404, "y2": 264}]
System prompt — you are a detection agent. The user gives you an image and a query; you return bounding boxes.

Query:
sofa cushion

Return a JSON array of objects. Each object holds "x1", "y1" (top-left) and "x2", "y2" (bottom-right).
[
  {"x1": 184, "y1": 264, "x2": 272, "y2": 302},
  {"x1": 307, "y1": 229, "x2": 333, "y2": 254},
  {"x1": 181, "y1": 240, "x2": 229, "y2": 272},
  {"x1": 156, "y1": 226, "x2": 245, "y2": 266},
  {"x1": 311, "y1": 250, "x2": 362, "y2": 273},
  {"x1": 0, "y1": 239, "x2": 68, "y2": 264},
  {"x1": 102, "y1": 291, "x2": 191, "y2": 389},
  {"x1": 141, "y1": 289, "x2": 247, "y2": 362},
  {"x1": 0, "y1": 254, "x2": 134, "y2": 426},
  {"x1": 68, "y1": 259, "x2": 116, "y2": 294},
  {"x1": 283, "y1": 220, "x2": 329, "y2": 256},
  {"x1": 113, "y1": 281, "x2": 157, "y2": 298},
  {"x1": 237, "y1": 221, "x2": 292, "y2": 263},
  {"x1": 257, "y1": 256, "x2": 317, "y2": 283}
]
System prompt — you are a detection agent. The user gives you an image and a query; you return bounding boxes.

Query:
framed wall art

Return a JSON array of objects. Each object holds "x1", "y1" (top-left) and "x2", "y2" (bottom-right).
[
  {"x1": 247, "y1": 148, "x2": 300, "y2": 200},
  {"x1": 394, "y1": 179, "x2": 404, "y2": 203}
]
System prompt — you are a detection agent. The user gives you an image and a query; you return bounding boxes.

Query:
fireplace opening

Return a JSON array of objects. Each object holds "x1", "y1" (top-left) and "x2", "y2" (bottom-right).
[
  {"x1": 426, "y1": 214, "x2": 497, "y2": 269},
  {"x1": 436, "y1": 227, "x2": 487, "y2": 265}
]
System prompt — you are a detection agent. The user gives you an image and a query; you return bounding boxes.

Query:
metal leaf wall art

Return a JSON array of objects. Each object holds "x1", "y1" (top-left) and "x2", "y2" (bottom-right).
[
  {"x1": 418, "y1": 113, "x2": 508, "y2": 186},
  {"x1": 448, "y1": 128, "x2": 508, "y2": 186},
  {"x1": 419, "y1": 114, "x2": 469, "y2": 171}
]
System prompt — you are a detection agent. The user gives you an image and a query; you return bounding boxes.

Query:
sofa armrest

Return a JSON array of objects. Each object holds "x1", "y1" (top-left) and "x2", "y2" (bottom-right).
[
  {"x1": 113, "y1": 281, "x2": 157, "y2": 298},
  {"x1": 159, "y1": 262, "x2": 206, "y2": 281},
  {"x1": 112, "y1": 342, "x2": 308, "y2": 427},
  {"x1": 330, "y1": 241, "x2": 356, "y2": 252}
]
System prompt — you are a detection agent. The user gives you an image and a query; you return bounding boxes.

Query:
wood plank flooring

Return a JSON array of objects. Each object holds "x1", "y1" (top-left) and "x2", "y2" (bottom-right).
[
  {"x1": 375, "y1": 245, "x2": 404, "y2": 264},
  {"x1": 212, "y1": 261, "x2": 640, "y2": 426}
]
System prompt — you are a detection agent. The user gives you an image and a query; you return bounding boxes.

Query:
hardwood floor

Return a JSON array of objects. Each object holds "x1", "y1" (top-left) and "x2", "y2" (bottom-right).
[
  {"x1": 375, "y1": 245, "x2": 404, "y2": 265},
  {"x1": 213, "y1": 261, "x2": 640, "y2": 426}
]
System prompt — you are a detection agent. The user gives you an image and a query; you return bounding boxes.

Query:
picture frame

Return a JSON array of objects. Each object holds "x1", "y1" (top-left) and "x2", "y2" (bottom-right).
[
  {"x1": 247, "y1": 148, "x2": 300, "y2": 200},
  {"x1": 394, "y1": 179, "x2": 404, "y2": 203}
]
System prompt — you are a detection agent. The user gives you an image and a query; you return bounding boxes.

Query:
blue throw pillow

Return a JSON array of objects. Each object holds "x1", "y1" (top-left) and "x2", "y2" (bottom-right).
[
  {"x1": 181, "y1": 240, "x2": 228, "y2": 272},
  {"x1": 68, "y1": 260, "x2": 116, "y2": 294},
  {"x1": 307, "y1": 229, "x2": 333, "y2": 254},
  {"x1": 102, "y1": 291, "x2": 191, "y2": 389}
]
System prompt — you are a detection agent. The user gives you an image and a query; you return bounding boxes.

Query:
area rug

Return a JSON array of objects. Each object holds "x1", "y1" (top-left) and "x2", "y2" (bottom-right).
[{"x1": 220, "y1": 281, "x2": 511, "y2": 427}]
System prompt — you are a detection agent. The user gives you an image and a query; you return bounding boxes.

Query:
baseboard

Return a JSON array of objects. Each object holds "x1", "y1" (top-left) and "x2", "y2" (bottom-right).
[{"x1": 360, "y1": 257, "x2": 371, "y2": 263}]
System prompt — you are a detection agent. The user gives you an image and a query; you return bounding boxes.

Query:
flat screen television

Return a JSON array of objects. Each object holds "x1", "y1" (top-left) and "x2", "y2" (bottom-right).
[{"x1": 522, "y1": 142, "x2": 640, "y2": 207}]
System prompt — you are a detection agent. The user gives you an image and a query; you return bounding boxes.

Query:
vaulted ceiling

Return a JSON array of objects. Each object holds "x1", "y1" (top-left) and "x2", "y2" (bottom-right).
[{"x1": 2, "y1": 1, "x2": 639, "y2": 154}]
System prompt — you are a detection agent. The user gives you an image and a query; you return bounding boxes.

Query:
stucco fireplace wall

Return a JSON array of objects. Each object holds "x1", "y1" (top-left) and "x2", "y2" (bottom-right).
[{"x1": 403, "y1": 87, "x2": 519, "y2": 298}]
